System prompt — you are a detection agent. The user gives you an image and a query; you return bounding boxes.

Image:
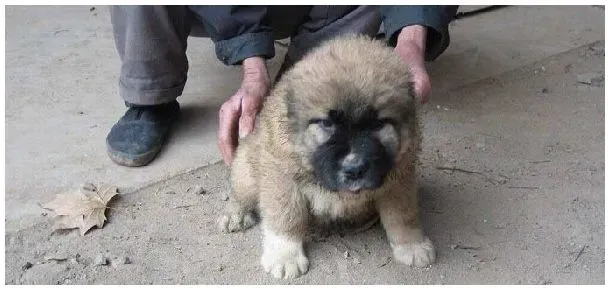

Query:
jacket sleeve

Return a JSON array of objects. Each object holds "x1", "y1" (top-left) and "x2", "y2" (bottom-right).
[
  {"x1": 189, "y1": 5, "x2": 275, "y2": 65},
  {"x1": 380, "y1": 5, "x2": 458, "y2": 61}
]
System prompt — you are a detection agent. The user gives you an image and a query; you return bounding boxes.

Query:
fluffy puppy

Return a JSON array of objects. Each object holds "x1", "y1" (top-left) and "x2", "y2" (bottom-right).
[{"x1": 219, "y1": 34, "x2": 434, "y2": 279}]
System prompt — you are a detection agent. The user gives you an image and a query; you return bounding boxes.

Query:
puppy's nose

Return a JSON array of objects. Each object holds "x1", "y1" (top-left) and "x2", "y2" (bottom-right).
[{"x1": 341, "y1": 155, "x2": 368, "y2": 180}]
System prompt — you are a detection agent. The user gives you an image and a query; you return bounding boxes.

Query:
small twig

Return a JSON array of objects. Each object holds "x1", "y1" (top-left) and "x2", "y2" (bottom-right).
[
  {"x1": 44, "y1": 256, "x2": 68, "y2": 262},
  {"x1": 451, "y1": 244, "x2": 481, "y2": 250},
  {"x1": 378, "y1": 256, "x2": 392, "y2": 267},
  {"x1": 574, "y1": 245, "x2": 587, "y2": 262},
  {"x1": 172, "y1": 204, "x2": 196, "y2": 209},
  {"x1": 54, "y1": 29, "x2": 70, "y2": 35},
  {"x1": 436, "y1": 166, "x2": 500, "y2": 185},
  {"x1": 435, "y1": 166, "x2": 482, "y2": 174},
  {"x1": 507, "y1": 186, "x2": 540, "y2": 189},
  {"x1": 530, "y1": 160, "x2": 551, "y2": 164},
  {"x1": 172, "y1": 203, "x2": 207, "y2": 209}
]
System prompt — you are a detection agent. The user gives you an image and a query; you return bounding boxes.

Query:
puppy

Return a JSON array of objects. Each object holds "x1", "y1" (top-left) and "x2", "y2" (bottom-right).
[{"x1": 219, "y1": 34, "x2": 434, "y2": 279}]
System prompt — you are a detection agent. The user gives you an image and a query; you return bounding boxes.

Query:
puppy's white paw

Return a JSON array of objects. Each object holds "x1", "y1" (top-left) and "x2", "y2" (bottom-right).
[
  {"x1": 392, "y1": 237, "x2": 436, "y2": 267},
  {"x1": 218, "y1": 211, "x2": 257, "y2": 233},
  {"x1": 261, "y1": 231, "x2": 309, "y2": 279},
  {"x1": 262, "y1": 249, "x2": 309, "y2": 280}
]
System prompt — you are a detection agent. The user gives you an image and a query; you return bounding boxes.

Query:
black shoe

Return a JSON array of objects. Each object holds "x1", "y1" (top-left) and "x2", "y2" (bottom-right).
[{"x1": 106, "y1": 101, "x2": 180, "y2": 167}]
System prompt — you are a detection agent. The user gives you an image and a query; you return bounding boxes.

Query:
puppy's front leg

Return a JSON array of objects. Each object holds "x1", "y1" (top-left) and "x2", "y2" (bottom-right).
[
  {"x1": 376, "y1": 185, "x2": 435, "y2": 267},
  {"x1": 259, "y1": 181, "x2": 309, "y2": 279}
]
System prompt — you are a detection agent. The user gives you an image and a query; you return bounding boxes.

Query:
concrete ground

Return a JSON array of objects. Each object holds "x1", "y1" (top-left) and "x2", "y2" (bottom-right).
[{"x1": 4, "y1": 5, "x2": 605, "y2": 285}]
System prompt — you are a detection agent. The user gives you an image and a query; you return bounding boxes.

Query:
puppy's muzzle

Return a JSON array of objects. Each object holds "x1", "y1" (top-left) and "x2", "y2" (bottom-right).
[
  {"x1": 341, "y1": 155, "x2": 368, "y2": 181},
  {"x1": 338, "y1": 153, "x2": 372, "y2": 192}
]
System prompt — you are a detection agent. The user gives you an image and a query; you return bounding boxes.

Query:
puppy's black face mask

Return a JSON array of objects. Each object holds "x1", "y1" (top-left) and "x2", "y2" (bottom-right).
[{"x1": 308, "y1": 106, "x2": 398, "y2": 193}]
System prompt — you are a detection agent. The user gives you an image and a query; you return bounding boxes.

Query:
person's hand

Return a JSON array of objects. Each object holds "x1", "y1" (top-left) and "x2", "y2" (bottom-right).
[
  {"x1": 218, "y1": 56, "x2": 271, "y2": 166},
  {"x1": 393, "y1": 25, "x2": 431, "y2": 104}
]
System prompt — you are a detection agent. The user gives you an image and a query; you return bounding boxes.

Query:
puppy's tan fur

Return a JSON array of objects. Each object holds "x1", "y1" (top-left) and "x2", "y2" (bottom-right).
[{"x1": 219, "y1": 35, "x2": 435, "y2": 279}]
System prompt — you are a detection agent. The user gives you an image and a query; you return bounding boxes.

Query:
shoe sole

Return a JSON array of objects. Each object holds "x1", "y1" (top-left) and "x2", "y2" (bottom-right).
[{"x1": 106, "y1": 142, "x2": 162, "y2": 167}]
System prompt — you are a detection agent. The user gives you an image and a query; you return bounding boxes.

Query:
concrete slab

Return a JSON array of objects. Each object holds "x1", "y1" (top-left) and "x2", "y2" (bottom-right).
[
  {"x1": 428, "y1": 5, "x2": 604, "y2": 94},
  {"x1": 4, "y1": 4, "x2": 604, "y2": 236}
]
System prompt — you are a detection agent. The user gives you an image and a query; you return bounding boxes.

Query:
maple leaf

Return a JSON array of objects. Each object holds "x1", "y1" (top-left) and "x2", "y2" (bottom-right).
[{"x1": 43, "y1": 184, "x2": 118, "y2": 236}]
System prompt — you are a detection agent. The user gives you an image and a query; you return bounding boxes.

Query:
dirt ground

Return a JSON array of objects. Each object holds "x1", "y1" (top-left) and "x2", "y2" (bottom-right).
[{"x1": 4, "y1": 39, "x2": 605, "y2": 284}]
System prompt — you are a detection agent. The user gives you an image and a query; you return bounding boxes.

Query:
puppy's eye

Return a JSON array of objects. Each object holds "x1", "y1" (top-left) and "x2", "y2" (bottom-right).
[
  {"x1": 373, "y1": 118, "x2": 395, "y2": 130},
  {"x1": 319, "y1": 119, "x2": 333, "y2": 128},
  {"x1": 310, "y1": 119, "x2": 334, "y2": 129}
]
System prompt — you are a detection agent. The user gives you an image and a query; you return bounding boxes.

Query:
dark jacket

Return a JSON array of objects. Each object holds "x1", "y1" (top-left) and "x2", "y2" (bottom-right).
[{"x1": 189, "y1": 6, "x2": 458, "y2": 66}]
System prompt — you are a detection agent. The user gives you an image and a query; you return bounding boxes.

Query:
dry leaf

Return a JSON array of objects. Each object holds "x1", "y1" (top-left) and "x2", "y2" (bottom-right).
[{"x1": 43, "y1": 184, "x2": 118, "y2": 235}]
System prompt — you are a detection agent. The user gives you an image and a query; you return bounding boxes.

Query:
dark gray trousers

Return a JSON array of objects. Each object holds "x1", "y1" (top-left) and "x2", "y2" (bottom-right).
[{"x1": 110, "y1": 6, "x2": 381, "y2": 105}]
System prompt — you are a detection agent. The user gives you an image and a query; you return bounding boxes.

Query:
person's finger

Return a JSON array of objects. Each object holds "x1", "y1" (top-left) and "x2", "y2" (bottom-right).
[
  {"x1": 238, "y1": 94, "x2": 262, "y2": 139},
  {"x1": 411, "y1": 66, "x2": 431, "y2": 104},
  {"x1": 218, "y1": 94, "x2": 242, "y2": 165},
  {"x1": 393, "y1": 42, "x2": 430, "y2": 104}
]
